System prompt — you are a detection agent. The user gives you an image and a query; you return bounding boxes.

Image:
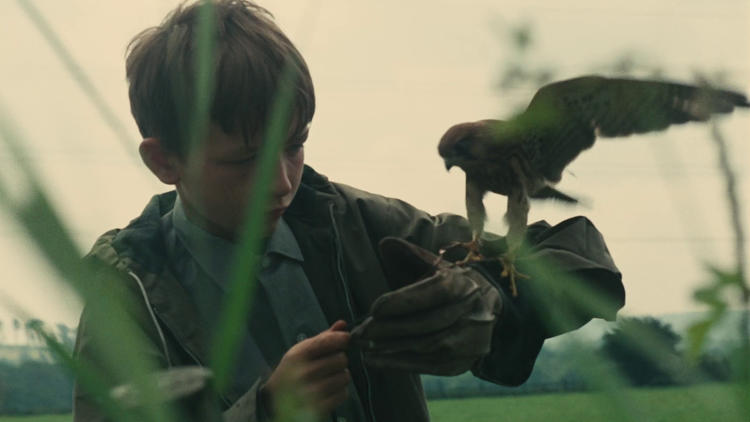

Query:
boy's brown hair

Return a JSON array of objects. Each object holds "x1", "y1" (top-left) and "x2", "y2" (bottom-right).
[{"x1": 126, "y1": 0, "x2": 315, "y2": 156}]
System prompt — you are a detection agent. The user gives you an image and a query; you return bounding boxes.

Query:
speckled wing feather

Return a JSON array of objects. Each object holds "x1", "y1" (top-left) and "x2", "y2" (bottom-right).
[{"x1": 507, "y1": 76, "x2": 750, "y2": 184}]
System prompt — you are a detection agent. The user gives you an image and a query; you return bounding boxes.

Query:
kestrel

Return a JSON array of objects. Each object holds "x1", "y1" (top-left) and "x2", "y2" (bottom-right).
[{"x1": 438, "y1": 75, "x2": 749, "y2": 296}]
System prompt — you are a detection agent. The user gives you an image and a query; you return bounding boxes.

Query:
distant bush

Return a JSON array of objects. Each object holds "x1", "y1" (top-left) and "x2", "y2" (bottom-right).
[{"x1": 600, "y1": 317, "x2": 684, "y2": 386}]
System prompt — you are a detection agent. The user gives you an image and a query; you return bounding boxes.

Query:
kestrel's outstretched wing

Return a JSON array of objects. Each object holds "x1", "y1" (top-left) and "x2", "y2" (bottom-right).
[{"x1": 511, "y1": 76, "x2": 750, "y2": 185}]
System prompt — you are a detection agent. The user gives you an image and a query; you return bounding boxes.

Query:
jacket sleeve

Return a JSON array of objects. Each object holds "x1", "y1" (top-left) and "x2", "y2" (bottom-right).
[
  {"x1": 472, "y1": 216, "x2": 624, "y2": 385},
  {"x1": 349, "y1": 190, "x2": 624, "y2": 385},
  {"x1": 73, "y1": 259, "x2": 174, "y2": 422}
]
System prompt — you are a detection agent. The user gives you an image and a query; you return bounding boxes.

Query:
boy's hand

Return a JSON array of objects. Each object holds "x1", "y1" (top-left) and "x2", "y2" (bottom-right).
[{"x1": 261, "y1": 320, "x2": 351, "y2": 418}]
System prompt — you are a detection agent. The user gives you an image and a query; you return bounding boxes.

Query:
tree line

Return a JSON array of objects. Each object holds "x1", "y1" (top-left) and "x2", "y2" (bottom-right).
[
  {"x1": 0, "y1": 318, "x2": 76, "y2": 349},
  {"x1": 423, "y1": 316, "x2": 739, "y2": 399},
  {"x1": 0, "y1": 319, "x2": 76, "y2": 415}
]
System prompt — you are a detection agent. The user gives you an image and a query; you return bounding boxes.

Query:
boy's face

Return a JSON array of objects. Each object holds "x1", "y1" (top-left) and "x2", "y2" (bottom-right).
[{"x1": 174, "y1": 123, "x2": 307, "y2": 240}]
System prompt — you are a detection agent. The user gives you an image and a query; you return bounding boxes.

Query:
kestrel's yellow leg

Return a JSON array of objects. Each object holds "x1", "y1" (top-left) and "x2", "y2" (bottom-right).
[
  {"x1": 502, "y1": 167, "x2": 531, "y2": 297},
  {"x1": 437, "y1": 179, "x2": 485, "y2": 265}
]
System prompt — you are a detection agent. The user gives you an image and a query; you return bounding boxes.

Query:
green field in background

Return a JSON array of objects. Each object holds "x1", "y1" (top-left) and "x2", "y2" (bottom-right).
[
  {"x1": 428, "y1": 383, "x2": 748, "y2": 422},
  {"x1": 0, "y1": 416, "x2": 69, "y2": 422},
  {"x1": 1, "y1": 383, "x2": 746, "y2": 422}
]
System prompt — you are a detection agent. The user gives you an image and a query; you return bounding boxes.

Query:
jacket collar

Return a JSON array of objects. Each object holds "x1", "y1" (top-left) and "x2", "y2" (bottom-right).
[
  {"x1": 287, "y1": 165, "x2": 345, "y2": 223},
  {"x1": 86, "y1": 191, "x2": 212, "y2": 366}
]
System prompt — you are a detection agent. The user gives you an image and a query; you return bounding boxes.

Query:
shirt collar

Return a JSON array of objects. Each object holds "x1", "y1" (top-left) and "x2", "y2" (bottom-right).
[{"x1": 172, "y1": 195, "x2": 303, "y2": 288}]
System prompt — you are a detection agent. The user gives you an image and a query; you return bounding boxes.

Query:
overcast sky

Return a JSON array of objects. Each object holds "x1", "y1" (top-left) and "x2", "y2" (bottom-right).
[{"x1": 0, "y1": 0, "x2": 748, "y2": 329}]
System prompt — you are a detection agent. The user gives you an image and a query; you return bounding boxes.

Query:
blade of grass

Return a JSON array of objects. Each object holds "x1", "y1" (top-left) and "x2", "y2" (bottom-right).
[
  {"x1": 517, "y1": 246, "x2": 744, "y2": 415},
  {"x1": 209, "y1": 64, "x2": 299, "y2": 393},
  {"x1": 518, "y1": 257, "x2": 638, "y2": 421},
  {"x1": 0, "y1": 100, "x2": 173, "y2": 422},
  {"x1": 0, "y1": 99, "x2": 85, "y2": 283},
  {"x1": 708, "y1": 121, "x2": 748, "y2": 328},
  {"x1": 34, "y1": 319, "x2": 180, "y2": 422},
  {"x1": 184, "y1": 0, "x2": 216, "y2": 168},
  {"x1": 0, "y1": 294, "x2": 136, "y2": 422},
  {"x1": 29, "y1": 318, "x2": 139, "y2": 422},
  {"x1": 707, "y1": 120, "x2": 749, "y2": 411},
  {"x1": 16, "y1": 0, "x2": 138, "y2": 160}
]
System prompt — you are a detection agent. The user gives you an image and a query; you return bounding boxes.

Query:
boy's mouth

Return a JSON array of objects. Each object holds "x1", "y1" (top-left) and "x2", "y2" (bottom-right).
[{"x1": 268, "y1": 206, "x2": 288, "y2": 219}]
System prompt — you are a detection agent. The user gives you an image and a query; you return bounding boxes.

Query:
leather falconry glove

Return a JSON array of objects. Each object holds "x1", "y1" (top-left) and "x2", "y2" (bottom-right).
[{"x1": 351, "y1": 237, "x2": 503, "y2": 376}]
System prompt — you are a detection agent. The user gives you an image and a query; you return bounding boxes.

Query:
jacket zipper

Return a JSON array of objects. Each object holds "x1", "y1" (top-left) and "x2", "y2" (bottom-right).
[
  {"x1": 153, "y1": 309, "x2": 234, "y2": 409},
  {"x1": 328, "y1": 203, "x2": 377, "y2": 422},
  {"x1": 128, "y1": 271, "x2": 233, "y2": 409},
  {"x1": 127, "y1": 271, "x2": 172, "y2": 367}
]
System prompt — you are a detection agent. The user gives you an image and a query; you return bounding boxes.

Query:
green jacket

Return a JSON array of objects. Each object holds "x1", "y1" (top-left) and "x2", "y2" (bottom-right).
[{"x1": 73, "y1": 165, "x2": 624, "y2": 422}]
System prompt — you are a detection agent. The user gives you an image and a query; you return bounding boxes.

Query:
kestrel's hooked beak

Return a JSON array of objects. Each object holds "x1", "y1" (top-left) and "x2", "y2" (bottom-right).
[{"x1": 443, "y1": 158, "x2": 456, "y2": 171}]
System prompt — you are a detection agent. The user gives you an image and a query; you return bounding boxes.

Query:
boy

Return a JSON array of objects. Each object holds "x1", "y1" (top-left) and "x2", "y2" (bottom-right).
[{"x1": 73, "y1": 1, "x2": 624, "y2": 421}]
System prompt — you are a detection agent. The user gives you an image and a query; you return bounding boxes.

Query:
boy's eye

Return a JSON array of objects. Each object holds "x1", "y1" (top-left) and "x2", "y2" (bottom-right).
[{"x1": 285, "y1": 143, "x2": 304, "y2": 155}]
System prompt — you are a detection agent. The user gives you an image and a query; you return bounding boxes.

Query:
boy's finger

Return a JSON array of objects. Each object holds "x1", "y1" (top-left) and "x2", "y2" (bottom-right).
[
  {"x1": 329, "y1": 319, "x2": 348, "y2": 332},
  {"x1": 302, "y1": 351, "x2": 348, "y2": 381},
  {"x1": 301, "y1": 331, "x2": 350, "y2": 359}
]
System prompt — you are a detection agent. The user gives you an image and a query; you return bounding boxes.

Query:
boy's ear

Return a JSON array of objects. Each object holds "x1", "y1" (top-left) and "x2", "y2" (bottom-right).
[{"x1": 139, "y1": 138, "x2": 181, "y2": 185}]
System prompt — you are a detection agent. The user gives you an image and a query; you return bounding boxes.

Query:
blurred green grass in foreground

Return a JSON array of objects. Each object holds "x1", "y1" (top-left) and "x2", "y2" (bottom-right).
[{"x1": 3, "y1": 383, "x2": 746, "y2": 422}]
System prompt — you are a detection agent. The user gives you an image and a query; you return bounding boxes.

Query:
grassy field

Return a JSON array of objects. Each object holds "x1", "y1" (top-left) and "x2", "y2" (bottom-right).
[
  {"x1": 0, "y1": 416, "x2": 69, "y2": 422},
  {"x1": 1, "y1": 384, "x2": 747, "y2": 422},
  {"x1": 428, "y1": 383, "x2": 749, "y2": 422}
]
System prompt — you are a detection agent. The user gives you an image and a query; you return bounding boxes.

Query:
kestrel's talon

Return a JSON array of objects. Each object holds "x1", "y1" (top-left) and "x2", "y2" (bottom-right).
[
  {"x1": 437, "y1": 239, "x2": 483, "y2": 267},
  {"x1": 439, "y1": 241, "x2": 528, "y2": 297},
  {"x1": 456, "y1": 240, "x2": 483, "y2": 266},
  {"x1": 500, "y1": 254, "x2": 529, "y2": 297}
]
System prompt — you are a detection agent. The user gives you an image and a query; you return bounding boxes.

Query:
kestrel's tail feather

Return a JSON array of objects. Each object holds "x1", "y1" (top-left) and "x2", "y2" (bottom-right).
[{"x1": 530, "y1": 186, "x2": 579, "y2": 203}]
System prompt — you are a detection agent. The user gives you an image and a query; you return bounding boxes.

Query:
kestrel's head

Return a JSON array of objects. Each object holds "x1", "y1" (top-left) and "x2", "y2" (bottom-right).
[{"x1": 438, "y1": 119, "x2": 502, "y2": 171}]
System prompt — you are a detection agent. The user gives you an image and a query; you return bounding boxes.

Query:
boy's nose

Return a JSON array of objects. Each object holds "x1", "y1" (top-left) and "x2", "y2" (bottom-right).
[{"x1": 272, "y1": 158, "x2": 293, "y2": 197}]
